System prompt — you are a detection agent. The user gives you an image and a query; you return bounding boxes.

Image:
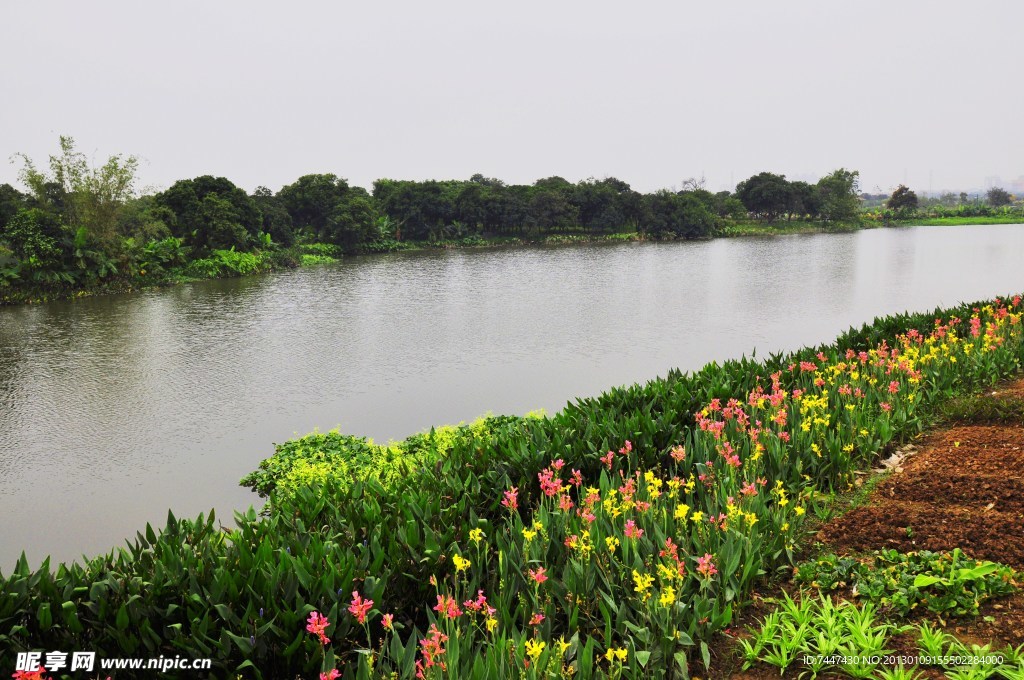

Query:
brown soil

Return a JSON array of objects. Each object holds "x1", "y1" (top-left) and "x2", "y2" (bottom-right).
[{"x1": 819, "y1": 424, "x2": 1024, "y2": 568}]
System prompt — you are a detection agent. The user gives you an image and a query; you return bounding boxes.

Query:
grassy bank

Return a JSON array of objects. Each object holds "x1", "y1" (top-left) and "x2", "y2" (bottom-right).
[
  {"x1": 2, "y1": 295, "x2": 1022, "y2": 678},
  {"x1": 0, "y1": 242, "x2": 344, "y2": 306},
  {"x1": 899, "y1": 215, "x2": 1024, "y2": 227},
  {"x1": 6, "y1": 216, "x2": 1024, "y2": 307}
]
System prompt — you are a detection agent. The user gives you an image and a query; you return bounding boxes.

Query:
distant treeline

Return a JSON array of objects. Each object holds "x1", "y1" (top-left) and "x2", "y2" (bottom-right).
[{"x1": 3, "y1": 136, "x2": 1015, "y2": 299}]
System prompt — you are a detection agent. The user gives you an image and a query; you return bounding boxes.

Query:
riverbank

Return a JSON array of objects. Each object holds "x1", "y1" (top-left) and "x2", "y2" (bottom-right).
[
  {"x1": 3, "y1": 294, "x2": 1021, "y2": 677},
  {"x1": 5, "y1": 217, "x2": 1022, "y2": 306}
]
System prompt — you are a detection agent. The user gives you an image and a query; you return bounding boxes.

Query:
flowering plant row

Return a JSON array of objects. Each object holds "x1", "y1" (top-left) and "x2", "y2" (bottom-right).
[{"x1": 298, "y1": 297, "x2": 1023, "y2": 679}]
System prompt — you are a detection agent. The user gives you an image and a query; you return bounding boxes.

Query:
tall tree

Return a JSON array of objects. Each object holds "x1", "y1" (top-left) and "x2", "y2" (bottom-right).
[
  {"x1": 735, "y1": 172, "x2": 792, "y2": 221},
  {"x1": 156, "y1": 176, "x2": 262, "y2": 252},
  {"x1": 816, "y1": 169, "x2": 861, "y2": 223},
  {"x1": 986, "y1": 187, "x2": 1012, "y2": 207},
  {"x1": 887, "y1": 184, "x2": 919, "y2": 215},
  {"x1": 14, "y1": 136, "x2": 139, "y2": 248}
]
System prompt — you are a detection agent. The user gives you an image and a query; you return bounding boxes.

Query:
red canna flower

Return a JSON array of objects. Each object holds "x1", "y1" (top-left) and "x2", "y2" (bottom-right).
[
  {"x1": 348, "y1": 592, "x2": 374, "y2": 625},
  {"x1": 306, "y1": 610, "x2": 331, "y2": 645}
]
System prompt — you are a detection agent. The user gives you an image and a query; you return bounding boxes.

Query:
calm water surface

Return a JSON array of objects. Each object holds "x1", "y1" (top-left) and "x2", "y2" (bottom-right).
[{"x1": 2, "y1": 224, "x2": 1023, "y2": 568}]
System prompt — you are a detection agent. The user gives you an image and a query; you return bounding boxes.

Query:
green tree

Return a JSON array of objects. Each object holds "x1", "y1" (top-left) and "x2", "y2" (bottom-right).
[
  {"x1": 2, "y1": 208, "x2": 70, "y2": 286},
  {"x1": 643, "y1": 190, "x2": 718, "y2": 238},
  {"x1": 15, "y1": 136, "x2": 138, "y2": 248},
  {"x1": 156, "y1": 176, "x2": 262, "y2": 252},
  {"x1": 735, "y1": 172, "x2": 792, "y2": 221},
  {"x1": 986, "y1": 187, "x2": 1012, "y2": 207},
  {"x1": 324, "y1": 191, "x2": 378, "y2": 252},
  {"x1": 816, "y1": 168, "x2": 861, "y2": 223},
  {"x1": 0, "y1": 183, "x2": 27, "y2": 232},
  {"x1": 251, "y1": 186, "x2": 295, "y2": 246},
  {"x1": 887, "y1": 184, "x2": 919, "y2": 215}
]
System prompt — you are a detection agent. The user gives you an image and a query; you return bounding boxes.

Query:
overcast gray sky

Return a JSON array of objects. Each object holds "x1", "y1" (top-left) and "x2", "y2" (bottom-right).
[{"x1": 2, "y1": 1, "x2": 1021, "y2": 196}]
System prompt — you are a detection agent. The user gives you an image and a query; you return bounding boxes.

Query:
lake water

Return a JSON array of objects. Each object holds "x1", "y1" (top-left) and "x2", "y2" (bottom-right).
[{"x1": 2, "y1": 223, "x2": 1023, "y2": 569}]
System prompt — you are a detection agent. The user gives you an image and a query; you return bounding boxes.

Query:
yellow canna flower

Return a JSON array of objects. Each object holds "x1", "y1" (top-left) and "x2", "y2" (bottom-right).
[
  {"x1": 452, "y1": 554, "x2": 471, "y2": 572},
  {"x1": 525, "y1": 639, "x2": 545, "y2": 661},
  {"x1": 469, "y1": 528, "x2": 484, "y2": 544}
]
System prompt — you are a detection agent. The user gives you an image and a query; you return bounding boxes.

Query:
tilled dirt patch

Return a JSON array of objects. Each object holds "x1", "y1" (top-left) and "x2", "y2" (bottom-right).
[{"x1": 820, "y1": 421, "x2": 1024, "y2": 568}]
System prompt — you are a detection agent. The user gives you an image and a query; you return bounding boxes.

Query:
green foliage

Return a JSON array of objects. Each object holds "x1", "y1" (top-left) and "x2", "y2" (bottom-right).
[
  {"x1": 796, "y1": 549, "x2": 1018, "y2": 617},
  {"x1": 300, "y1": 254, "x2": 337, "y2": 266},
  {"x1": 644, "y1": 190, "x2": 719, "y2": 239},
  {"x1": 816, "y1": 168, "x2": 861, "y2": 223},
  {"x1": 240, "y1": 415, "x2": 533, "y2": 499},
  {"x1": 184, "y1": 248, "x2": 264, "y2": 278},
  {"x1": 15, "y1": 135, "x2": 139, "y2": 247},
  {"x1": 735, "y1": 172, "x2": 793, "y2": 221},
  {"x1": 739, "y1": 594, "x2": 898, "y2": 677},
  {"x1": 297, "y1": 242, "x2": 344, "y2": 258},
  {"x1": 941, "y1": 393, "x2": 1024, "y2": 424},
  {"x1": 156, "y1": 175, "x2": 263, "y2": 253},
  {"x1": 887, "y1": 184, "x2": 919, "y2": 216}
]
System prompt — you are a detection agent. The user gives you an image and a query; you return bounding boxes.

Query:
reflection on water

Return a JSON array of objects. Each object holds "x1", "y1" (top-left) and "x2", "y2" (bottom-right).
[{"x1": 1, "y1": 224, "x2": 1023, "y2": 568}]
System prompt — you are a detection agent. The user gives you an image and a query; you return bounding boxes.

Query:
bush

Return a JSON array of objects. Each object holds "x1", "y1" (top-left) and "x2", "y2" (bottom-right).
[{"x1": 183, "y1": 248, "x2": 264, "y2": 278}]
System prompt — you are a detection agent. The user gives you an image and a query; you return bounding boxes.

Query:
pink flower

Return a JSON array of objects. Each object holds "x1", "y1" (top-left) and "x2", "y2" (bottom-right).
[
  {"x1": 888, "y1": 380, "x2": 900, "y2": 394},
  {"x1": 382, "y1": 613, "x2": 395, "y2": 630},
  {"x1": 433, "y1": 594, "x2": 463, "y2": 619},
  {"x1": 12, "y1": 671, "x2": 48, "y2": 680},
  {"x1": 880, "y1": 402, "x2": 892, "y2": 412},
  {"x1": 696, "y1": 553, "x2": 718, "y2": 579},
  {"x1": 624, "y1": 520, "x2": 644, "y2": 540},
  {"x1": 670, "y1": 445, "x2": 686, "y2": 462},
  {"x1": 529, "y1": 612, "x2": 545, "y2": 626},
  {"x1": 306, "y1": 610, "x2": 331, "y2": 645},
  {"x1": 529, "y1": 566, "x2": 548, "y2": 584},
  {"x1": 320, "y1": 670, "x2": 341, "y2": 680},
  {"x1": 601, "y1": 451, "x2": 615, "y2": 470},
  {"x1": 348, "y1": 592, "x2": 373, "y2": 625},
  {"x1": 501, "y1": 486, "x2": 519, "y2": 511}
]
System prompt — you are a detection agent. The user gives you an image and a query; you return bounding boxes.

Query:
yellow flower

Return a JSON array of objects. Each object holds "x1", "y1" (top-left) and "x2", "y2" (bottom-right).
[
  {"x1": 632, "y1": 569, "x2": 654, "y2": 599},
  {"x1": 533, "y1": 520, "x2": 543, "y2": 531},
  {"x1": 557, "y1": 636, "x2": 571, "y2": 656},
  {"x1": 486, "y1": 617, "x2": 498, "y2": 632},
  {"x1": 525, "y1": 639, "x2": 545, "y2": 661},
  {"x1": 781, "y1": 522, "x2": 790, "y2": 532},
  {"x1": 674, "y1": 504, "x2": 690, "y2": 521},
  {"x1": 606, "y1": 646, "x2": 628, "y2": 662},
  {"x1": 469, "y1": 528, "x2": 484, "y2": 544},
  {"x1": 690, "y1": 511, "x2": 704, "y2": 523},
  {"x1": 452, "y1": 554, "x2": 471, "y2": 572},
  {"x1": 794, "y1": 506, "x2": 805, "y2": 516},
  {"x1": 522, "y1": 528, "x2": 537, "y2": 543},
  {"x1": 605, "y1": 536, "x2": 620, "y2": 552},
  {"x1": 659, "y1": 586, "x2": 676, "y2": 606}
]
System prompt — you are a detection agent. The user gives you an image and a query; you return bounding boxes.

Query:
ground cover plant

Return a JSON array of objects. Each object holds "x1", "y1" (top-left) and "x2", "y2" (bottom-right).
[
  {"x1": 2, "y1": 295, "x2": 1023, "y2": 678},
  {"x1": 796, "y1": 549, "x2": 1019, "y2": 618}
]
